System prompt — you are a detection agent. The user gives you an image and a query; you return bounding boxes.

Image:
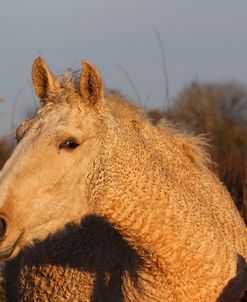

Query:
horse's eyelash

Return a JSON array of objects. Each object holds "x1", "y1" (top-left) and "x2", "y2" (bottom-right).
[{"x1": 58, "y1": 137, "x2": 80, "y2": 149}]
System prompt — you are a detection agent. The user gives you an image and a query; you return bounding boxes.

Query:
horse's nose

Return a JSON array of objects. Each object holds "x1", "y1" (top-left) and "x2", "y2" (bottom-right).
[{"x1": 0, "y1": 217, "x2": 8, "y2": 240}]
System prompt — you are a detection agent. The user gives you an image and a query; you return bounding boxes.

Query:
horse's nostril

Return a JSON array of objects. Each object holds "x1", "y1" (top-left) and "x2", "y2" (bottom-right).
[{"x1": 0, "y1": 217, "x2": 8, "y2": 240}]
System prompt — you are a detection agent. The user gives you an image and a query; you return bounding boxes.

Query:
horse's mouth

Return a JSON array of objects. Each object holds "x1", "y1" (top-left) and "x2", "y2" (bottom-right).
[{"x1": 0, "y1": 234, "x2": 22, "y2": 261}]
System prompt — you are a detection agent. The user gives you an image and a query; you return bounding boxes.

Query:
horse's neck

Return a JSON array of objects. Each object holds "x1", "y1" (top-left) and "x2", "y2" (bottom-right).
[
  {"x1": 93, "y1": 127, "x2": 180, "y2": 266},
  {"x1": 93, "y1": 123, "x2": 247, "y2": 269}
]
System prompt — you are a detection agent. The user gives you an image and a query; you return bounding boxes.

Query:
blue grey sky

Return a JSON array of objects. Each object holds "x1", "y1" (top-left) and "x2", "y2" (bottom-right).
[{"x1": 1, "y1": 0, "x2": 247, "y2": 135}]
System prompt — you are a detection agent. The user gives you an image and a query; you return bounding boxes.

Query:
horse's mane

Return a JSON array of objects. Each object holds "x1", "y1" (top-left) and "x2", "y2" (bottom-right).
[
  {"x1": 106, "y1": 91, "x2": 211, "y2": 169},
  {"x1": 156, "y1": 120, "x2": 211, "y2": 169},
  {"x1": 48, "y1": 72, "x2": 212, "y2": 170}
]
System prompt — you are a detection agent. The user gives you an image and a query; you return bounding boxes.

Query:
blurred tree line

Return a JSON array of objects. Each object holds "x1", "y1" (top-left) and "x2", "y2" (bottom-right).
[{"x1": 0, "y1": 140, "x2": 11, "y2": 171}]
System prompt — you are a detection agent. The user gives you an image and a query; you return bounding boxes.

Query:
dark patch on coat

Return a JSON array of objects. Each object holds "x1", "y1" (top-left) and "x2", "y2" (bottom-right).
[
  {"x1": 5, "y1": 215, "x2": 144, "y2": 302},
  {"x1": 216, "y1": 254, "x2": 247, "y2": 302}
]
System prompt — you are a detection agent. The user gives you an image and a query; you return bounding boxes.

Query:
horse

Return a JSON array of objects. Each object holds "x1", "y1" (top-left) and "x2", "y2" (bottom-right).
[{"x1": 0, "y1": 57, "x2": 246, "y2": 301}]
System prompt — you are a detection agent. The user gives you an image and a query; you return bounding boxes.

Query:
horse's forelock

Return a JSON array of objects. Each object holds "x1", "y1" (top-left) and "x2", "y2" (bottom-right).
[{"x1": 16, "y1": 118, "x2": 37, "y2": 141}]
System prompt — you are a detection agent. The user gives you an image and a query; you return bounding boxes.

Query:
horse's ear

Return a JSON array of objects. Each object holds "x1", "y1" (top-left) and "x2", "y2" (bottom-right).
[
  {"x1": 32, "y1": 56, "x2": 60, "y2": 100},
  {"x1": 79, "y1": 60, "x2": 104, "y2": 108}
]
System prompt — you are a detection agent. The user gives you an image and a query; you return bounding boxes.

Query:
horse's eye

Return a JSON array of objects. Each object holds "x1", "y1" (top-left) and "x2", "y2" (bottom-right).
[{"x1": 59, "y1": 139, "x2": 79, "y2": 150}]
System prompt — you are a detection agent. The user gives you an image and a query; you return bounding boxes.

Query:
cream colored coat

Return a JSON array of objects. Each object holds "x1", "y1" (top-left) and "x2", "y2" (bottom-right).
[{"x1": 1, "y1": 57, "x2": 246, "y2": 301}]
